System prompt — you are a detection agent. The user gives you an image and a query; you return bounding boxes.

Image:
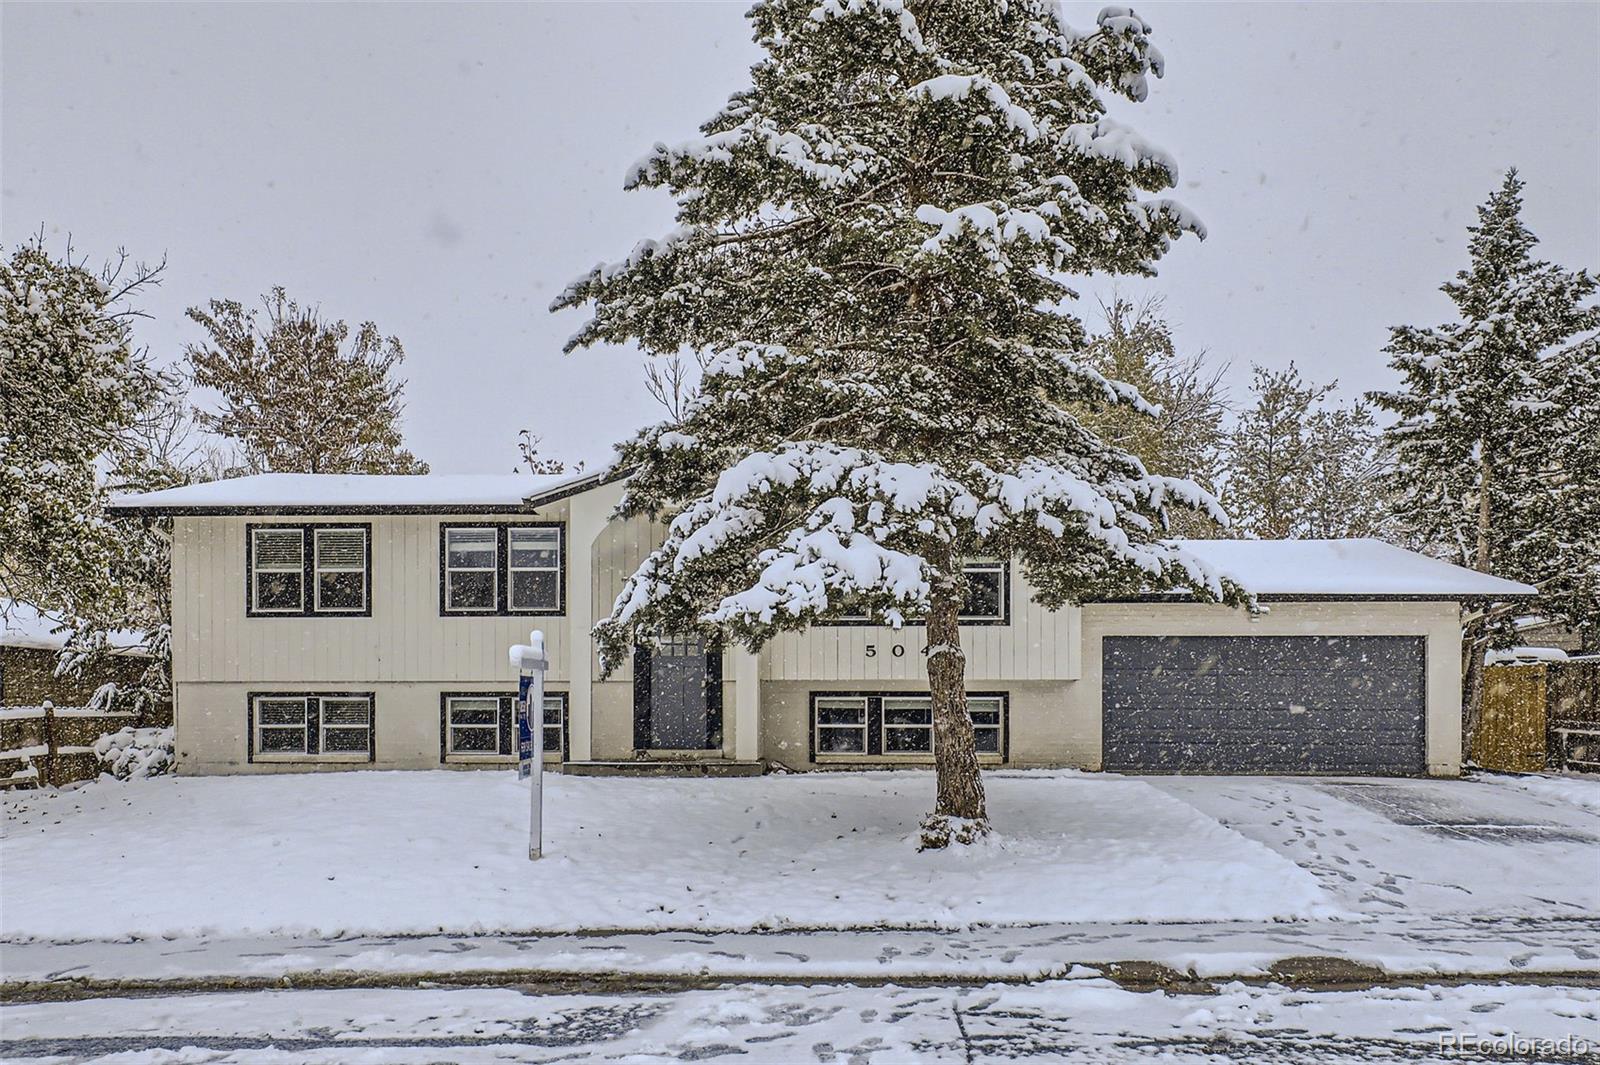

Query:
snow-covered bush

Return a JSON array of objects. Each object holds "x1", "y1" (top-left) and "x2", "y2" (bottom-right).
[{"x1": 93, "y1": 726, "x2": 174, "y2": 780}]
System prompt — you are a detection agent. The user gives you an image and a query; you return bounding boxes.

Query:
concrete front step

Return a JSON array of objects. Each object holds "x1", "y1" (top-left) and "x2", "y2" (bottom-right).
[{"x1": 561, "y1": 759, "x2": 765, "y2": 778}]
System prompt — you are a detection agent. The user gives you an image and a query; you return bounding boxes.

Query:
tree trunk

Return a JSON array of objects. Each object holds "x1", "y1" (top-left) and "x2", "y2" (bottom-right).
[
  {"x1": 1462, "y1": 444, "x2": 1492, "y2": 767},
  {"x1": 1461, "y1": 618, "x2": 1487, "y2": 767},
  {"x1": 920, "y1": 573, "x2": 988, "y2": 848}
]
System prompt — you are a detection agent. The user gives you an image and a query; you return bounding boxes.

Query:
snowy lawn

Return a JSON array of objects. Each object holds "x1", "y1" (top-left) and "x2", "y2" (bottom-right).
[{"x1": 1, "y1": 770, "x2": 1335, "y2": 940}]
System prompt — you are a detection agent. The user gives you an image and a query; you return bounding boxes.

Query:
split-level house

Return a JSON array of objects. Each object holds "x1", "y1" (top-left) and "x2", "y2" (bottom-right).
[{"x1": 107, "y1": 471, "x2": 1534, "y2": 778}]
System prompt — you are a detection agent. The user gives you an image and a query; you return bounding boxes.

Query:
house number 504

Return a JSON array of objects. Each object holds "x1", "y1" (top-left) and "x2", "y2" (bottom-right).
[{"x1": 865, "y1": 644, "x2": 918, "y2": 658}]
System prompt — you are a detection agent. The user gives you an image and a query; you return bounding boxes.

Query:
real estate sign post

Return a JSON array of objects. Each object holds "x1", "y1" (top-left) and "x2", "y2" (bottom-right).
[{"x1": 510, "y1": 632, "x2": 548, "y2": 860}]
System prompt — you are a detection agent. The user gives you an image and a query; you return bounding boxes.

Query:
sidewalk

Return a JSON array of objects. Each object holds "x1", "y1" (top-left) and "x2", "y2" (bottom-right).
[{"x1": 7, "y1": 915, "x2": 1598, "y2": 999}]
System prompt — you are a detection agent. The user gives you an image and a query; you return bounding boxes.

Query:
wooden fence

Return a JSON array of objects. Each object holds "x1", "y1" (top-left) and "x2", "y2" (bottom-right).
[
  {"x1": 1478, "y1": 659, "x2": 1600, "y2": 773},
  {"x1": 0, "y1": 703, "x2": 139, "y2": 788}
]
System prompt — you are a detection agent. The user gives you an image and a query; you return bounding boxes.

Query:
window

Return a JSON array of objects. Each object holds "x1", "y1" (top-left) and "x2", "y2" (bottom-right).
[
  {"x1": 960, "y1": 561, "x2": 1007, "y2": 622},
  {"x1": 814, "y1": 697, "x2": 868, "y2": 754},
  {"x1": 441, "y1": 692, "x2": 567, "y2": 761},
  {"x1": 810, "y1": 692, "x2": 1007, "y2": 762},
  {"x1": 882, "y1": 697, "x2": 933, "y2": 753},
  {"x1": 440, "y1": 525, "x2": 564, "y2": 615},
  {"x1": 444, "y1": 528, "x2": 498, "y2": 612},
  {"x1": 509, "y1": 527, "x2": 561, "y2": 612},
  {"x1": 250, "y1": 693, "x2": 374, "y2": 761},
  {"x1": 832, "y1": 559, "x2": 1009, "y2": 625},
  {"x1": 251, "y1": 529, "x2": 305, "y2": 613},
  {"x1": 248, "y1": 525, "x2": 370, "y2": 617},
  {"x1": 314, "y1": 529, "x2": 368, "y2": 612}
]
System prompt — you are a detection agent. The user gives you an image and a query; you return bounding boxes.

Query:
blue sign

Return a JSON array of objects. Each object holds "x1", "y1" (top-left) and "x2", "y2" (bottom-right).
[{"x1": 516, "y1": 672, "x2": 535, "y2": 780}]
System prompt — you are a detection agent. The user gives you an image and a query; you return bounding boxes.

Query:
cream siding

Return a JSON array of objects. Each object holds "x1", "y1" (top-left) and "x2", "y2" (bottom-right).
[
  {"x1": 166, "y1": 489, "x2": 1465, "y2": 778},
  {"x1": 174, "y1": 511, "x2": 574, "y2": 686},
  {"x1": 761, "y1": 565, "x2": 1080, "y2": 683}
]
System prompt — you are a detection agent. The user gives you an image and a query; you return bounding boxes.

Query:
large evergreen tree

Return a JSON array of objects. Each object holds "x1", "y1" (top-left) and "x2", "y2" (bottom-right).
[
  {"x1": 1226, "y1": 363, "x2": 1387, "y2": 540},
  {"x1": 555, "y1": 1, "x2": 1243, "y2": 843},
  {"x1": 1372, "y1": 170, "x2": 1600, "y2": 747},
  {"x1": 0, "y1": 238, "x2": 166, "y2": 621},
  {"x1": 187, "y1": 288, "x2": 429, "y2": 475}
]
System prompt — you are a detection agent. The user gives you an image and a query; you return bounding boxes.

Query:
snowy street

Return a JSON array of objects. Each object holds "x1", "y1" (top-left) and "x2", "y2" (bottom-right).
[{"x1": 5, "y1": 978, "x2": 1598, "y2": 1063}]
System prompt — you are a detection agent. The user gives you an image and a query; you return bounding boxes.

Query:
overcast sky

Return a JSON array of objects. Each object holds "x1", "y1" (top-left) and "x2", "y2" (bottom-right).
[{"x1": 5, "y1": 2, "x2": 1597, "y2": 474}]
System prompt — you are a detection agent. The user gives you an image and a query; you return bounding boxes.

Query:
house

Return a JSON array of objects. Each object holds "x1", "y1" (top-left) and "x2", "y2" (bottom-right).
[{"x1": 105, "y1": 472, "x2": 1536, "y2": 778}]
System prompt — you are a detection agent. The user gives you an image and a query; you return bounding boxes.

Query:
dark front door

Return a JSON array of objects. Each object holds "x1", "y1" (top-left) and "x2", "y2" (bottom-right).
[
  {"x1": 634, "y1": 635, "x2": 722, "y2": 751},
  {"x1": 1102, "y1": 635, "x2": 1426, "y2": 775}
]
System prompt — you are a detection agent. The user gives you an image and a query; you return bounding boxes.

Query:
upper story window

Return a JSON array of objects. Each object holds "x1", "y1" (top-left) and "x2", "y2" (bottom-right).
[
  {"x1": 440, "y1": 524, "x2": 564, "y2": 616},
  {"x1": 833, "y1": 559, "x2": 1009, "y2": 625},
  {"x1": 248, "y1": 524, "x2": 370, "y2": 617}
]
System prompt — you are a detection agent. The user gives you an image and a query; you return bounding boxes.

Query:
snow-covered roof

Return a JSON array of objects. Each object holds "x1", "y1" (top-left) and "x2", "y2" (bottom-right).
[
  {"x1": 1172, "y1": 538, "x2": 1536, "y2": 599},
  {"x1": 106, "y1": 470, "x2": 611, "y2": 515},
  {"x1": 0, "y1": 600, "x2": 148, "y2": 654}
]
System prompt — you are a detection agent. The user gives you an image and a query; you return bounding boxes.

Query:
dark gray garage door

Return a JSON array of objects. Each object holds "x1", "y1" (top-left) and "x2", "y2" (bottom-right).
[{"x1": 1103, "y1": 636, "x2": 1425, "y2": 775}]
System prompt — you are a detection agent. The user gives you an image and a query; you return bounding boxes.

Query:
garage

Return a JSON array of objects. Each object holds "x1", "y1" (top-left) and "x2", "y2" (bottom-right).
[{"x1": 1102, "y1": 635, "x2": 1427, "y2": 775}]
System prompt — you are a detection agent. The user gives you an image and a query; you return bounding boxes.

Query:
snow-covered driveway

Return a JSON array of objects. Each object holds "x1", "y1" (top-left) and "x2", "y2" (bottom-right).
[
  {"x1": 1149, "y1": 774, "x2": 1599, "y2": 918},
  {"x1": 2, "y1": 770, "x2": 1595, "y2": 942}
]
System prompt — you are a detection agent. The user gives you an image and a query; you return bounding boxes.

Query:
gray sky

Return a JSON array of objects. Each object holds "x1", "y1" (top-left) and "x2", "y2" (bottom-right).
[{"x1": 5, "y1": 2, "x2": 1597, "y2": 474}]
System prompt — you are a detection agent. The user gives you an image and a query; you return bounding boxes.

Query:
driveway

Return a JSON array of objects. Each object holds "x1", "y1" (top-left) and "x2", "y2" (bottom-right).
[{"x1": 1147, "y1": 774, "x2": 1600, "y2": 919}]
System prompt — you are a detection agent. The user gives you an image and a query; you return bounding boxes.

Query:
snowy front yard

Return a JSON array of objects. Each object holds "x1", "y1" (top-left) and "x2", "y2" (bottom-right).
[{"x1": 2, "y1": 769, "x2": 1596, "y2": 941}]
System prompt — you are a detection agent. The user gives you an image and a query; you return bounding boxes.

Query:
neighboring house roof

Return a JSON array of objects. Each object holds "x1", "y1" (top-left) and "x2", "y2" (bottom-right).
[
  {"x1": 1171, "y1": 538, "x2": 1536, "y2": 600},
  {"x1": 106, "y1": 470, "x2": 615, "y2": 516},
  {"x1": 0, "y1": 600, "x2": 148, "y2": 654}
]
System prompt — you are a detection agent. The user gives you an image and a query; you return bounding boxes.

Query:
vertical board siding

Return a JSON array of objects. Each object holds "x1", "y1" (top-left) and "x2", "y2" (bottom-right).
[
  {"x1": 174, "y1": 509, "x2": 1081, "y2": 689},
  {"x1": 758, "y1": 566, "x2": 1080, "y2": 682},
  {"x1": 590, "y1": 512, "x2": 673, "y2": 683},
  {"x1": 177, "y1": 512, "x2": 571, "y2": 685}
]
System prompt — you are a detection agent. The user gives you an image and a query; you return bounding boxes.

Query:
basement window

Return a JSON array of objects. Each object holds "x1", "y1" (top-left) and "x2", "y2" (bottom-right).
[
  {"x1": 441, "y1": 692, "x2": 567, "y2": 762},
  {"x1": 811, "y1": 693, "x2": 1007, "y2": 763},
  {"x1": 250, "y1": 693, "x2": 374, "y2": 762}
]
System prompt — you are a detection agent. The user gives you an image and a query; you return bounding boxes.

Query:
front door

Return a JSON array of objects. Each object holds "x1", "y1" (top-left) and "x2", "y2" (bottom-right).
[{"x1": 634, "y1": 635, "x2": 722, "y2": 751}]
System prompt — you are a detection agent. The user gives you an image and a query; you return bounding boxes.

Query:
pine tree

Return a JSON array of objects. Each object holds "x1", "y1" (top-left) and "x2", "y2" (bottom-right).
[
  {"x1": 554, "y1": 1, "x2": 1244, "y2": 843},
  {"x1": 1078, "y1": 296, "x2": 1229, "y2": 536},
  {"x1": 0, "y1": 237, "x2": 166, "y2": 621},
  {"x1": 187, "y1": 288, "x2": 429, "y2": 475},
  {"x1": 1226, "y1": 363, "x2": 1387, "y2": 540},
  {"x1": 1372, "y1": 170, "x2": 1600, "y2": 748}
]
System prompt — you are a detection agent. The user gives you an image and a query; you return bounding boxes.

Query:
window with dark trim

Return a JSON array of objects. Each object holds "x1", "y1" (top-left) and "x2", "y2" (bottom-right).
[
  {"x1": 248, "y1": 692, "x2": 375, "y2": 761},
  {"x1": 440, "y1": 691, "x2": 567, "y2": 762},
  {"x1": 440, "y1": 524, "x2": 564, "y2": 616},
  {"x1": 247, "y1": 524, "x2": 371, "y2": 617},
  {"x1": 830, "y1": 560, "x2": 1010, "y2": 625},
  {"x1": 809, "y1": 692, "x2": 1008, "y2": 762}
]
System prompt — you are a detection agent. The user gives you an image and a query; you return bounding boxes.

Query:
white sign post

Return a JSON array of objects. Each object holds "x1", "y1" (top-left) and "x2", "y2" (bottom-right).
[{"x1": 509, "y1": 630, "x2": 548, "y2": 860}]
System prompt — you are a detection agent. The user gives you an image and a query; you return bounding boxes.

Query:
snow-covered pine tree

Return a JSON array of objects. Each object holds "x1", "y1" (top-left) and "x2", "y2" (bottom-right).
[
  {"x1": 1078, "y1": 295, "x2": 1229, "y2": 536},
  {"x1": 0, "y1": 238, "x2": 166, "y2": 621},
  {"x1": 554, "y1": 0, "x2": 1244, "y2": 844},
  {"x1": 187, "y1": 288, "x2": 430, "y2": 475},
  {"x1": 1226, "y1": 363, "x2": 1387, "y2": 540},
  {"x1": 1531, "y1": 334, "x2": 1600, "y2": 651},
  {"x1": 1372, "y1": 170, "x2": 1600, "y2": 747}
]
